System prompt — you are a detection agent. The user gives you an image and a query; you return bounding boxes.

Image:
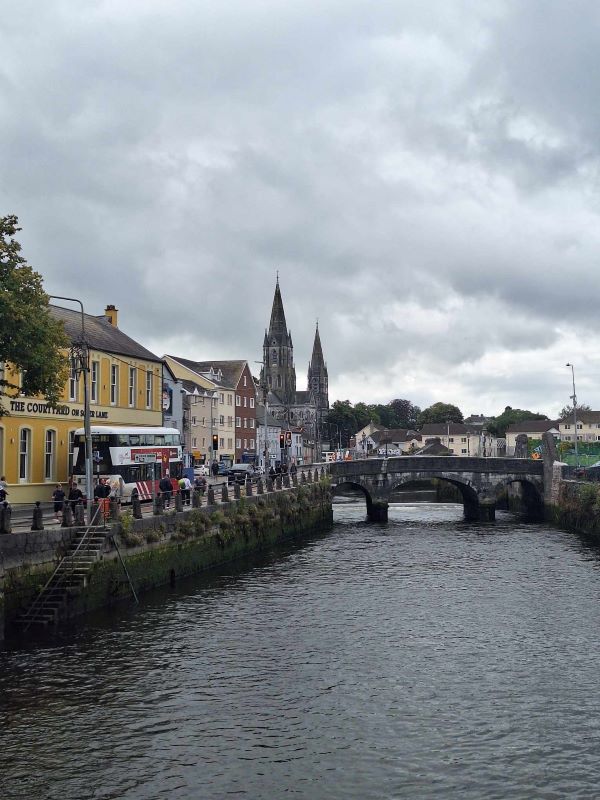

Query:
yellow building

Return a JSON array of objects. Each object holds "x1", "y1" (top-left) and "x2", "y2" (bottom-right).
[{"x1": 0, "y1": 304, "x2": 164, "y2": 503}]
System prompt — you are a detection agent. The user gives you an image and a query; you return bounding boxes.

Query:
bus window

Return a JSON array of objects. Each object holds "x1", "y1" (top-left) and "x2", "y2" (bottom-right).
[{"x1": 129, "y1": 435, "x2": 140, "y2": 446}]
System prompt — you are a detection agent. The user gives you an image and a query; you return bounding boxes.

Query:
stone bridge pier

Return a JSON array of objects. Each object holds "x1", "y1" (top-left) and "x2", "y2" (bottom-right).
[{"x1": 328, "y1": 456, "x2": 545, "y2": 524}]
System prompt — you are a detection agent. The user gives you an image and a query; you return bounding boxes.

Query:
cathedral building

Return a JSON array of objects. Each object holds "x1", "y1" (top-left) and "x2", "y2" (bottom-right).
[{"x1": 259, "y1": 279, "x2": 329, "y2": 451}]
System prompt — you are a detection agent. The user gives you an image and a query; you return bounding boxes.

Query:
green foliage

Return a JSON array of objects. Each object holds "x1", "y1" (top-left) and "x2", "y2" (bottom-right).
[
  {"x1": 559, "y1": 403, "x2": 591, "y2": 420},
  {"x1": 486, "y1": 406, "x2": 548, "y2": 438},
  {"x1": 418, "y1": 402, "x2": 464, "y2": 426},
  {"x1": 0, "y1": 215, "x2": 69, "y2": 414},
  {"x1": 324, "y1": 398, "x2": 421, "y2": 445}
]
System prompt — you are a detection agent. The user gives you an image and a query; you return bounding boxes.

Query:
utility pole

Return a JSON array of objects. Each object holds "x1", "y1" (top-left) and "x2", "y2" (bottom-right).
[{"x1": 566, "y1": 363, "x2": 579, "y2": 467}]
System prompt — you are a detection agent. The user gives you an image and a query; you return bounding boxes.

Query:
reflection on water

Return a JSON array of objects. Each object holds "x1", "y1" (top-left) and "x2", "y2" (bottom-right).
[{"x1": 2, "y1": 503, "x2": 600, "y2": 800}]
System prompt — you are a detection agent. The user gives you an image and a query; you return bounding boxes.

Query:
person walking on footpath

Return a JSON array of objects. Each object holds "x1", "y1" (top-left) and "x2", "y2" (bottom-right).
[
  {"x1": 68, "y1": 482, "x2": 84, "y2": 513},
  {"x1": 211, "y1": 460, "x2": 219, "y2": 478},
  {"x1": 179, "y1": 474, "x2": 192, "y2": 505},
  {"x1": 159, "y1": 472, "x2": 173, "y2": 508},
  {"x1": 93, "y1": 477, "x2": 111, "y2": 521},
  {"x1": 52, "y1": 483, "x2": 66, "y2": 524},
  {"x1": 0, "y1": 476, "x2": 8, "y2": 505}
]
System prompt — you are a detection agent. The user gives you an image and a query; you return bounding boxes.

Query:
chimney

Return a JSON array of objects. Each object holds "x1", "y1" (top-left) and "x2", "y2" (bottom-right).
[{"x1": 105, "y1": 304, "x2": 118, "y2": 327}]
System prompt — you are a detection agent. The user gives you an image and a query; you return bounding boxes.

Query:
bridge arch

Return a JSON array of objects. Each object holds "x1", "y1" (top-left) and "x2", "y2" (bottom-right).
[
  {"x1": 496, "y1": 477, "x2": 544, "y2": 521},
  {"x1": 390, "y1": 473, "x2": 482, "y2": 521}
]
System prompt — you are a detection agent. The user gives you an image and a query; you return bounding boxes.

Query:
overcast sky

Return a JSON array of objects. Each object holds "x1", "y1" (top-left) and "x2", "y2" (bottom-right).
[{"x1": 1, "y1": 0, "x2": 599, "y2": 418}]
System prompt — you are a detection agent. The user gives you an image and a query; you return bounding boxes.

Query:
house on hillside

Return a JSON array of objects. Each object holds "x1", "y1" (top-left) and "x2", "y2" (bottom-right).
[{"x1": 505, "y1": 420, "x2": 559, "y2": 456}]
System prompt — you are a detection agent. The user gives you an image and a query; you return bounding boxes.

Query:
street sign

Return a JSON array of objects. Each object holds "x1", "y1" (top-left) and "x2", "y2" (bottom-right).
[{"x1": 134, "y1": 453, "x2": 159, "y2": 464}]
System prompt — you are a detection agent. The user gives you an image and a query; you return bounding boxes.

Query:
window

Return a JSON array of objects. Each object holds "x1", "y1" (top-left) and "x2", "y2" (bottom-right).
[
  {"x1": 236, "y1": 416, "x2": 241, "y2": 427},
  {"x1": 250, "y1": 398, "x2": 255, "y2": 408},
  {"x1": 250, "y1": 439, "x2": 255, "y2": 449},
  {"x1": 68, "y1": 430, "x2": 76, "y2": 475},
  {"x1": 250, "y1": 419, "x2": 255, "y2": 429},
  {"x1": 219, "y1": 437, "x2": 224, "y2": 448},
  {"x1": 128, "y1": 367, "x2": 136, "y2": 407},
  {"x1": 219, "y1": 392, "x2": 224, "y2": 403},
  {"x1": 236, "y1": 395, "x2": 241, "y2": 406},
  {"x1": 449, "y1": 448, "x2": 454, "y2": 454},
  {"x1": 110, "y1": 365, "x2": 118, "y2": 405},
  {"x1": 243, "y1": 375, "x2": 247, "y2": 387},
  {"x1": 19, "y1": 428, "x2": 31, "y2": 481},
  {"x1": 448, "y1": 437, "x2": 454, "y2": 443},
  {"x1": 577, "y1": 423, "x2": 583, "y2": 430},
  {"x1": 227, "y1": 394, "x2": 232, "y2": 405},
  {"x1": 243, "y1": 438, "x2": 247, "y2": 448},
  {"x1": 461, "y1": 448, "x2": 467, "y2": 454},
  {"x1": 277, "y1": 375, "x2": 282, "y2": 388},
  {"x1": 243, "y1": 397, "x2": 247, "y2": 407},
  {"x1": 461, "y1": 437, "x2": 467, "y2": 443},
  {"x1": 227, "y1": 416, "x2": 233, "y2": 427},
  {"x1": 45, "y1": 430, "x2": 56, "y2": 480},
  {"x1": 202, "y1": 437, "x2": 206, "y2": 447},
  {"x1": 272, "y1": 349, "x2": 277, "y2": 365},
  {"x1": 192, "y1": 416, "x2": 197, "y2": 426},
  {"x1": 227, "y1": 438, "x2": 233, "y2": 449},
  {"x1": 91, "y1": 361, "x2": 99, "y2": 403},
  {"x1": 69, "y1": 363, "x2": 79, "y2": 402},
  {"x1": 192, "y1": 437, "x2": 197, "y2": 448},
  {"x1": 219, "y1": 415, "x2": 224, "y2": 425},
  {"x1": 146, "y1": 371, "x2": 153, "y2": 408},
  {"x1": 236, "y1": 438, "x2": 241, "y2": 448}
]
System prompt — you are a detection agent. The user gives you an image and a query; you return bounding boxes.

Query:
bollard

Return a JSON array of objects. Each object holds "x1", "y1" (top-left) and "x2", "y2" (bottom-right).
[
  {"x1": 301, "y1": 471, "x2": 307, "y2": 485},
  {"x1": 207, "y1": 487, "x2": 215, "y2": 505},
  {"x1": 74, "y1": 503, "x2": 85, "y2": 526},
  {"x1": 221, "y1": 484, "x2": 229, "y2": 503},
  {"x1": 246, "y1": 479, "x2": 253, "y2": 497},
  {"x1": 0, "y1": 503, "x2": 12, "y2": 534},
  {"x1": 153, "y1": 494, "x2": 163, "y2": 515},
  {"x1": 192, "y1": 490, "x2": 201, "y2": 508},
  {"x1": 62, "y1": 503, "x2": 74, "y2": 527},
  {"x1": 132, "y1": 496, "x2": 143, "y2": 519},
  {"x1": 175, "y1": 492, "x2": 183, "y2": 512},
  {"x1": 31, "y1": 501, "x2": 45, "y2": 531},
  {"x1": 292, "y1": 473, "x2": 297, "y2": 487},
  {"x1": 283, "y1": 474, "x2": 290, "y2": 489},
  {"x1": 257, "y1": 478, "x2": 264, "y2": 495},
  {"x1": 234, "y1": 483, "x2": 241, "y2": 500},
  {"x1": 266, "y1": 477, "x2": 273, "y2": 492},
  {"x1": 307, "y1": 470, "x2": 313, "y2": 483},
  {"x1": 109, "y1": 499, "x2": 120, "y2": 521}
]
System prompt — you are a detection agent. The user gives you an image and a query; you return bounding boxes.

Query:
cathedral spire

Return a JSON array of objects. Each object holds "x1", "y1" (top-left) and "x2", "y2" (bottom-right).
[
  {"x1": 267, "y1": 276, "x2": 288, "y2": 343},
  {"x1": 310, "y1": 322, "x2": 325, "y2": 368}
]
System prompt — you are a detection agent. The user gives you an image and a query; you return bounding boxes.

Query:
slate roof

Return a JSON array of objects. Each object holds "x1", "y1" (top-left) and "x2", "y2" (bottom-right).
[
  {"x1": 506, "y1": 420, "x2": 558, "y2": 433},
  {"x1": 415, "y1": 439, "x2": 451, "y2": 455},
  {"x1": 371, "y1": 428, "x2": 422, "y2": 445},
  {"x1": 50, "y1": 305, "x2": 161, "y2": 362},
  {"x1": 420, "y1": 423, "x2": 471, "y2": 436},
  {"x1": 559, "y1": 411, "x2": 600, "y2": 424},
  {"x1": 165, "y1": 355, "x2": 247, "y2": 389}
]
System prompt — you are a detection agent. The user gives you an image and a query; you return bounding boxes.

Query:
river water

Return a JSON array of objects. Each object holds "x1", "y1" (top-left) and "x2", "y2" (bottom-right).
[{"x1": 2, "y1": 502, "x2": 600, "y2": 800}]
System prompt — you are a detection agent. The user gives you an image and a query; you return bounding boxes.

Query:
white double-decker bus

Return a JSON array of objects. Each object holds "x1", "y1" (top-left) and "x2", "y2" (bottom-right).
[{"x1": 72, "y1": 426, "x2": 183, "y2": 503}]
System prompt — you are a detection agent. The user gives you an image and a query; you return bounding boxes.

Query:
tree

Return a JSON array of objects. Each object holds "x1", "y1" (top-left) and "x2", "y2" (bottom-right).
[
  {"x1": 389, "y1": 398, "x2": 421, "y2": 430},
  {"x1": 0, "y1": 215, "x2": 69, "y2": 415},
  {"x1": 486, "y1": 406, "x2": 548, "y2": 438},
  {"x1": 417, "y1": 402, "x2": 463, "y2": 427},
  {"x1": 559, "y1": 403, "x2": 591, "y2": 419}
]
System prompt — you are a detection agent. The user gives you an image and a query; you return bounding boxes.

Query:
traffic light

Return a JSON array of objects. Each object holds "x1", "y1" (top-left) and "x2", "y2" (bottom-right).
[
  {"x1": 212, "y1": 434, "x2": 218, "y2": 451},
  {"x1": 285, "y1": 430, "x2": 292, "y2": 446},
  {"x1": 279, "y1": 433, "x2": 285, "y2": 448}
]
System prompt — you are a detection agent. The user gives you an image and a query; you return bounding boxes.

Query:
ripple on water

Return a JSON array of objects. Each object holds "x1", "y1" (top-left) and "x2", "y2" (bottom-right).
[{"x1": 3, "y1": 503, "x2": 600, "y2": 799}]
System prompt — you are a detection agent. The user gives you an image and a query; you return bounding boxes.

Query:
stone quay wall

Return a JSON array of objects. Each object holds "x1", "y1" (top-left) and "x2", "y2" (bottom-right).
[{"x1": 0, "y1": 481, "x2": 333, "y2": 640}]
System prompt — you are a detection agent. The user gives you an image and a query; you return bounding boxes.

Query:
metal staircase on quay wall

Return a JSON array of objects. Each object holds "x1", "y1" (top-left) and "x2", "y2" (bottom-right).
[{"x1": 19, "y1": 524, "x2": 108, "y2": 631}]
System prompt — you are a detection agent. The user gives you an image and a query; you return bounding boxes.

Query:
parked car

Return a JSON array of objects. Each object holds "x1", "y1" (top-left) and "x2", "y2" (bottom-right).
[
  {"x1": 227, "y1": 464, "x2": 256, "y2": 485},
  {"x1": 217, "y1": 462, "x2": 230, "y2": 476},
  {"x1": 193, "y1": 465, "x2": 209, "y2": 477}
]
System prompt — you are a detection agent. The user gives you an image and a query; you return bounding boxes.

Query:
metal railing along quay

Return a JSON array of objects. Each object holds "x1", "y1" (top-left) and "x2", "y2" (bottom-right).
[{"x1": 0, "y1": 466, "x2": 330, "y2": 535}]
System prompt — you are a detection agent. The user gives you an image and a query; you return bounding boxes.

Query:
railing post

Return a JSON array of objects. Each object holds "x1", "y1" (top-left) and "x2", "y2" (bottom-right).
[
  {"x1": 221, "y1": 484, "x2": 229, "y2": 503},
  {"x1": 257, "y1": 478, "x2": 264, "y2": 495},
  {"x1": 62, "y1": 502, "x2": 74, "y2": 527},
  {"x1": 74, "y1": 503, "x2": 85, "y2": 525},
  {"x1": 175, "y1": 491, "x2": 183, "y2": 512},
  {"x1": 132, "y1": 496, "x2": 143, "y2": 519},
  {"x1": 207, "y1": 487, "x2": 215, "y2": 505},
  {"x1": 245, "y1": 479, "x2": 253, "y2": 496}
]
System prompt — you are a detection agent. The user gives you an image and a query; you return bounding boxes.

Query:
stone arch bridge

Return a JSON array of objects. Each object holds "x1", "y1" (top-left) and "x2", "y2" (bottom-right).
[{"x1": 328, "y1": 456, "x2": 546, "y2": 522}]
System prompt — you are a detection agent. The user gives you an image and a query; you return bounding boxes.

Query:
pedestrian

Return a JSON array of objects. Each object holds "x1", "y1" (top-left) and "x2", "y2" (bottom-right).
[
  {"x1": 68, "y1": 483, "x2": 84, "y2": 513},
  {"x1": 179, "y1": 475, "x2": 192, "y2": 505},
  {"x1": 269, "y1": 466, "x2": 276, "y2": 479},
  {"x1": 290, "y1": 462, "x2": 297, "y2": 476},
  {"x1": 94, "y1": 478, "x2": 111, "y2": 521},
  {"x1": 159, "y1": 472, "x2": 173, "y2": 508},
  {"x1": 0, "y1": 477, "x2": 8, "y2": 505},
  {"x1": 193, "y1": 475, "x2": 207, "y2": 495},
  {"x1": 52, "y1": 483, "x2": 66, "y2": 523},
  {"x1": 211, "y1": 461, "x2": 219, "y2": 478}
]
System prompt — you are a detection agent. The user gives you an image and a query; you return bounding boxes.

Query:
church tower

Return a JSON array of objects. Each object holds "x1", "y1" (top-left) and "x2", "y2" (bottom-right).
[
  {"x1": 307, "y1": 323, "x2": 329, "y2": 412},
  {"x1": 260, "y1": 278, "x2": 296, "y2": 404}
]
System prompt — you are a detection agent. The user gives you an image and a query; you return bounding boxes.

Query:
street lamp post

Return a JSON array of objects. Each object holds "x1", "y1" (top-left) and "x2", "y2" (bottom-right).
[
  {"x1": 49, "y1": 295, "x2": 93, "y2": 523},
  {"x1": 566, "y1": 363, "x2": 579, "y2": 467}
]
